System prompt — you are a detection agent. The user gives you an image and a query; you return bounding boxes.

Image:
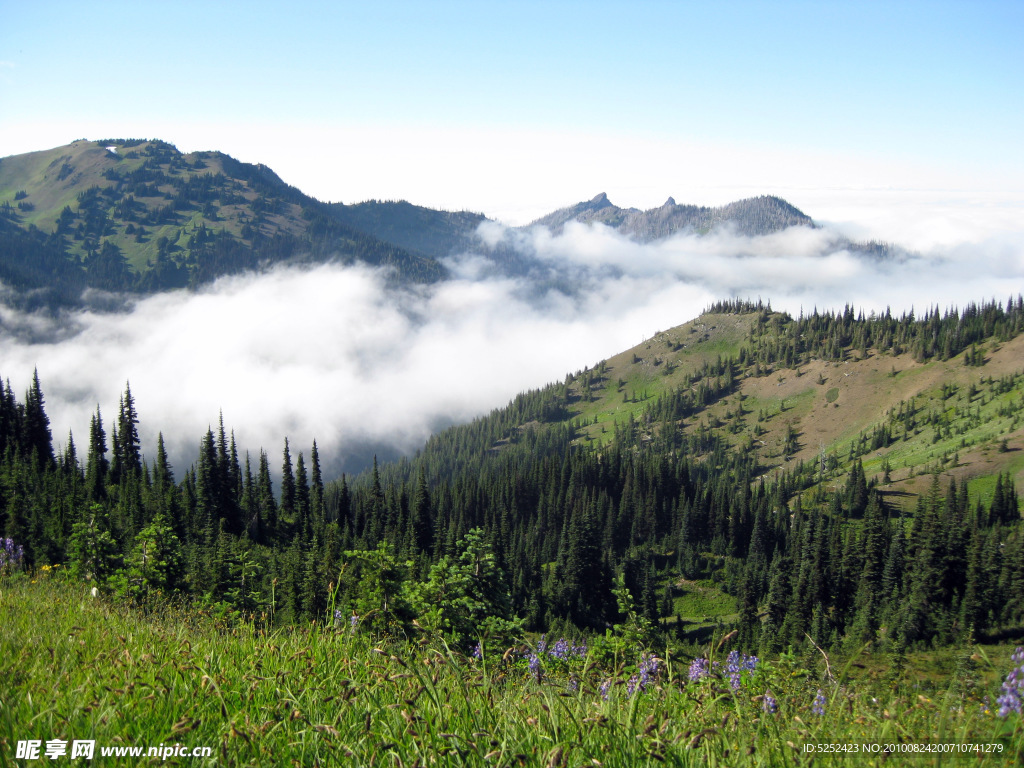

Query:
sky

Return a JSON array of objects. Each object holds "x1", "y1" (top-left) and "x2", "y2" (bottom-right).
[
  {"x1": 1, "y1": 1, "x2": 1022, "y2": 477},
  {"x1": 2, "y1": 1, "x2": 1022, "y2": 237}
]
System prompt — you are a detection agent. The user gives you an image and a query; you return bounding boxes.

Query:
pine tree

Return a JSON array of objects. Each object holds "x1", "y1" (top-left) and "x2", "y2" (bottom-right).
[
  {"x1": 310, "y1": 440, "x2": 325, "y2": 533},
  {"x1": 85, "y1": 407, "x2": 109, "y2": 501},
  {"x1": 116, "y1": 383, "x2": 142, "y2": 477},
  {"x1": 194, "y1": 428, "x2": 218, "y2": 542},
  {"x1": 257, "y1": 450, "x2": 277, "y2": 544},
  {"x1": 295, "y1": 452, "x2": 310, "y2": 542},
  {"x1": 280, "y1": 438, "x2": 295, "y2": 531},
  {"x1": 410, "y1": 466, "x2": 433, "y2": 554},
  {"x1": 22, "y1": 369, "x2": 54, "y2": 467}
]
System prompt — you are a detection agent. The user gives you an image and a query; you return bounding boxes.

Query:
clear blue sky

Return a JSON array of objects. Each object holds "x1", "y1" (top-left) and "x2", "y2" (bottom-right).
[{"x1": 2, "y1": 1, "x2": 1022, "y2": 235}]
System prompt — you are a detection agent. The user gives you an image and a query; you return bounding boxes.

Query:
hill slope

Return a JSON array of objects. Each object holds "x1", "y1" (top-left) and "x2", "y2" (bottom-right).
[
  {"x1": 335, "y1": 297, "x2": 1024, "y2": 649},
  {"x1": 0, "y1": 139, "x2": 443, "y2": 304},
  {"x1": 327, "y1": 199, "x2": 489, "y2": 261}
]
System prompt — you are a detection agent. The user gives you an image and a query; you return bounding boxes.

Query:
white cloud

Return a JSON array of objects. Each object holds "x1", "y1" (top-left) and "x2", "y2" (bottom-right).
[{"x1": 0, "y1": 218, "x2": 1021, "y2": 481}]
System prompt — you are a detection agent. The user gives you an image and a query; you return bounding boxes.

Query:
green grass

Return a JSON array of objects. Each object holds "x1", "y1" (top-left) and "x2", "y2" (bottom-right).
[
  {"x1": 673, "y1": 579, "x2": 738, "y2": 622},
  {"x1": 2, "y1": 573, "x2": 1022, "y2": 767}
]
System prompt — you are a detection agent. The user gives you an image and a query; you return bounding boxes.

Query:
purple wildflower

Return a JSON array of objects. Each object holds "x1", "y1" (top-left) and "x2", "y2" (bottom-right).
[
  {"x1": 549, "y1": 638, "x2": 570, "y2": 660},
  {"x1": 472, "y1": 642, "x2": 483, "y2": 660},
  {"x1": 527, "y1": 652, "x2": 541, "y2": 678},
  {"x1": 0, "y1": 538, "x2": 24, "y2": 572},
  {"x1": 724, "y1": 650, "x2": 743, "y2": 690},
  {"x1": 996, "y1": 646, "x2": 1024, "y2": 718},
  {"x1": 812, "y1": 690, "x2": 827, "y2": 716},
  {"x1": 688, "y1": 657, "x2": 710, "y2": 682},
  {"x1": 628, "y1": 652, "x2": 660, "y2": 696},
  {"x1": 599, "y1": 679, "x2": 612, "y2": 701},
  {"x1": 763, "y1": 694, "x2": 778, "y2": 714}
]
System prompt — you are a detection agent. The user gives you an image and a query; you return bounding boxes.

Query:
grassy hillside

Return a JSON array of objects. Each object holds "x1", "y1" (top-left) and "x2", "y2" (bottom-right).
[
  {"x1": 531, "y1": 308, "x2": 1024, "y2": 508},
  {"x1": 0, "y1": 140, "x2": 295, "y2": 271},
  {"x1": 0, "y1": 139, "x2": 444, "y2": 298},
  {"x1": 2, "y1": 574, "x2": 1021, "y2": 766}
]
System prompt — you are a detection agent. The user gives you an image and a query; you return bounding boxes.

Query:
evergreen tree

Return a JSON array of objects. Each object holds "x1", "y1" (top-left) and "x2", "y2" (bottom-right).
[
  {"x1": 295, "y1": 452, "x2": 310, "y2": 542},
  {"x1": 85, "y1": 407, "x2": 109, "y2": 501},
  {"x1": 280, "y1": 438, "x2": 295, "y2": 531},
  {"x1": 116, "y1": 383, "x2": 142, "y2": 477},
  {"x1": 22, "y1": 369, "x2": 54, "y2": 467}
]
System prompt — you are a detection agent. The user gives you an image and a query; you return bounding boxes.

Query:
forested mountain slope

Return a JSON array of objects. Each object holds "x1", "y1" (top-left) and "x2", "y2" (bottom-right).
[
  {"x1": 1, "y1": 283, "x2": 1021, "y2": 655},
  {"x1": 0, "y1": 139, "x2": 443, "y2": 304}
]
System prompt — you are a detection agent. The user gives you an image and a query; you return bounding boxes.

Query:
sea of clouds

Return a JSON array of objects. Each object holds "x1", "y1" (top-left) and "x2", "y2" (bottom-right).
[{"x1": 0, "y1": 219, "x2": 1021, "y2": 480}]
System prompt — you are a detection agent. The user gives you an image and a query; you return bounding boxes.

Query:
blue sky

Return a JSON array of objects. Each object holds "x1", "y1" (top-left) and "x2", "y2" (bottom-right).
[
  {"x1": 2, "y1": 1, "x2": 1022, "y2": 238},
  {"x1": 2, "y1": 1, "x2": 1023, "y2": 471}
]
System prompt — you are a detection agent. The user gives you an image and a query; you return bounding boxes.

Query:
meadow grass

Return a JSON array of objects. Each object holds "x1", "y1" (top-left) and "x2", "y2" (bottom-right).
[{"x1": 2, "y1": 573, "x2": 1022, "y2": 766}]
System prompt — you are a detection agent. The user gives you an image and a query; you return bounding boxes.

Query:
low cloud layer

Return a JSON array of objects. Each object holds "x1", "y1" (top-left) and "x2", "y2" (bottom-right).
[{"x1": 0, "y1": 220, "x2": 1021, "y2": 481}]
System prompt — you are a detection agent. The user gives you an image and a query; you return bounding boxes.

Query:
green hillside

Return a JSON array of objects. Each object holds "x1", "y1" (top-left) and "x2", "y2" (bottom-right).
[
  {"x1": 1, "y1": 296, "x2": 1024, "y2": 764},
  {"x1": 0, "y1": 139, "x2": 443, "y2": 301},
  {"x1": 541, "y1": 305, "x2": 1024, "y2": 505},
  {"x1": 3, "y1": 574, "x2": 1021, "y2": 767}
]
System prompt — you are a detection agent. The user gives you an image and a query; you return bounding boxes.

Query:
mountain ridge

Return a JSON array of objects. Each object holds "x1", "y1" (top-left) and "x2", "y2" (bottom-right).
[
  {"x1": 1, "y1": 139, "x2": 843, "y2": 309},
  {"x1": 0, "y1": 139, "x2": 445, "y2": 306},
  {"x1": 530, "y1": 192, "x2": 815, "y2": 239}
]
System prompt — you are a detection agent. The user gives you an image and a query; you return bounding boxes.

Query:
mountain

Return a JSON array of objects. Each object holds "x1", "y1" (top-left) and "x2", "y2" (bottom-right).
[
  {"x1": 375, "y1": 299, "x2": 1024, "y2": 507},
  {"x1": 0, "y1": 139, "x2": 900, "y2": 310},
  {"x1": 349, "y1": 297, "x2": 1023, "y2": 643},
  {"x1": 0, "y1": 292, "x2": 1020, "y2": 655},
  {"x1": 0, "y1": 139, "x2": 444, "y2": 306},
  {"x1": 328, "y1": 199, "x2": 489, "y2": 261},
  {"x1": 531, "y1": 193, "x2": 815, "y2": 239}
]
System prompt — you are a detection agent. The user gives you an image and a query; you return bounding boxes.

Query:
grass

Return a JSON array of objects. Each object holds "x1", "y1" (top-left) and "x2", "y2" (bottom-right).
[
  {"x1": 672, "y1": 579, "x2": 738, "y2": 623},
  {"x1": 2, "y1": 572, "x2": 1022, "y2": 767},
  {"x1": 0, "y1": 138, "x2": 297, "y2": 275}
]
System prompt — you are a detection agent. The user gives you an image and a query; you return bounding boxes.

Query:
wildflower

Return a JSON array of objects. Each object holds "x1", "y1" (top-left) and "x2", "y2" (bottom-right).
[
  {"x1": 628, "y1": 652, "x2": 660, "y2": 696},
  {"x1": 996, "y1": 646, "x2": 1024, "y2": 718},
  {"x1": 549, "y1": 638, "x2": 570, "y2": 660},
  {"x1": 567, "y1": 676, "x2": 578, "y2": 693},
  {"x1": 599, "y1": 679, "x2": 612, "y2": 701},
  {"x1": 812, "y1": 690, "x2": 827, "y2": 716},
  {"x1": 688, "y1": 657, "x2": 710, "y2": 682},
  {"x1": 0, "y1": 537, "x2": 25, "y2": 572},
  {"x1": 527, "y1": 652, "x2": 541, "y2": 678},
  {"x1": 763, "y1": 694, "x2": 778, "y2": 714},
  {"x1": 472, "y1": 642, "x2": 483, "y2": 660},
  {"x1": 724, "y1": 649, "x2": 743, "y2": 690}
]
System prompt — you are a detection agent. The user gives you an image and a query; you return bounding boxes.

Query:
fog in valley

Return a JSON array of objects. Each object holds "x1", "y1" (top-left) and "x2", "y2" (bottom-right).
[{"x1": 1, "y1": 216, "x2": 1021, "y2": 480}]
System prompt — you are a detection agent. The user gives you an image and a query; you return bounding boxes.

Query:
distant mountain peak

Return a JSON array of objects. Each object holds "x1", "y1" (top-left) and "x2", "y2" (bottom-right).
[{"x1": 530, "y1": 192, "x2": 814, "y2": 239}]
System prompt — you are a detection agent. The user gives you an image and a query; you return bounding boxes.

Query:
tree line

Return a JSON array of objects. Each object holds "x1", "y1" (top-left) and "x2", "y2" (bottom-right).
[{"x1": 1, "y1": 300, "x2": 1022, "y2": 656}]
